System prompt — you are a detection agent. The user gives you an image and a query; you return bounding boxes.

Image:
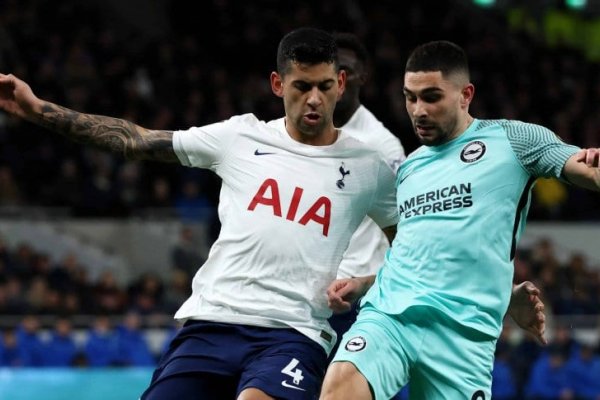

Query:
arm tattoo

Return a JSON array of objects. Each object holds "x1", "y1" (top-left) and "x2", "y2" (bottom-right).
[{"x1": 34, "y1": 102, "x2": 178, "y2": 162}]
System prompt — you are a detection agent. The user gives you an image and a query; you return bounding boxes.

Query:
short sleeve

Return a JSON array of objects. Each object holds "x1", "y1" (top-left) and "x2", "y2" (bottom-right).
[
  {"x1": 368, "y1": 160, "x2": 399, "y2": 228},
  {"x1": 505, "y1": 121, "x2": 580, "y2": 179},
  {"x1": 173, "y1": 114, "x2": 254, "y2": 170}
]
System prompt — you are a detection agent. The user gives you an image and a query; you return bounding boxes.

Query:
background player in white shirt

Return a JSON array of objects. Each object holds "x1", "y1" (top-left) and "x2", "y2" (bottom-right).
[
  {"x1": 333, "y1": 32, "x2": 406, "y2": 280},
  {"x1": 327, "y1": 32, "x2": 406, "y2": 362},
  {"x1": 0, "y1": 28, "x2": 398, "y2": 400}
]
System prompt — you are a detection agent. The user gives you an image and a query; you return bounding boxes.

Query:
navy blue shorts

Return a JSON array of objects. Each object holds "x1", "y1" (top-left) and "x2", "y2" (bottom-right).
[
  {"x1": 327, "y1": 302, "x2": 359, "y2": 362},
  {"x1": 140, "y1": 320, "x2": 327, "y2": 400}
]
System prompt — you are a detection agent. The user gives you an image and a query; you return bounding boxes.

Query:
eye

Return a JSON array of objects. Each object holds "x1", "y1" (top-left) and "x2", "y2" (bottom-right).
[
  {"x1": 293, "y1": 82, "x2": 311, "y2": 92},
  {"x1": 318, "y1": 82, "x2": 334, "y2": 91},
  {"x1": 422, "y1": 94, "x2": 442, "y2": 103}
]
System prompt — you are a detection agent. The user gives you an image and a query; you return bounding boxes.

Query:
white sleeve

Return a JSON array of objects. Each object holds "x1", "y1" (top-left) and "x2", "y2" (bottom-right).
[
  {"x1": 173, "y1": 114, "x2": 251, "y2": 170},
  {"x1": 379, "y1": 132, "x2": 406, "y2": 175},
  {"x1": 367, "y1": 159, "x2": 399, "y2": 228}
]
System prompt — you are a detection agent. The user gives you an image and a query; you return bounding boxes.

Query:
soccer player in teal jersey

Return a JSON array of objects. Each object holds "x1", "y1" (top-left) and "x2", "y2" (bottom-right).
[{"x1": 321, "y1": 41, "x2": 600, "y2": 400}]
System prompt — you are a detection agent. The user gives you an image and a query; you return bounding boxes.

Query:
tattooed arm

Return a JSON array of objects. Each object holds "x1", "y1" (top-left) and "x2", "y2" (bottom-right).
[{"x1": 0, "y1": 73, "x2": 178, "y2": 162}]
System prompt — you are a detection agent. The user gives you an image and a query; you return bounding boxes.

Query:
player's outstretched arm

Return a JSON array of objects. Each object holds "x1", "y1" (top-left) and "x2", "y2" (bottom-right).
[
  {"x1": 508, "y1": 281, "x2": 547, "y2": 346},
  {"x1": 0, "y1": 73, "x2": 178, "y2": 163},
  {"x1": 563, "y1": 148, "x2": 600, "y2": 191}
]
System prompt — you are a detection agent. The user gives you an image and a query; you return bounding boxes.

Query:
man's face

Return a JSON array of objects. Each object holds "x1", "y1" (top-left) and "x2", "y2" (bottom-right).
[
  {"x1": 403, "y1": 71, "x2": 472, "y2": 146},
  {"x1": 271, "y1": 61, "x2": 345, "y2": 139},
  {"x1": 336, "y1": 48, "x2": 365, "y2": 112}
]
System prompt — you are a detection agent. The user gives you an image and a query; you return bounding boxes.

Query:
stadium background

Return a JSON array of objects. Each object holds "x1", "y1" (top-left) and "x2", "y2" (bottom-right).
[{"x1": 0, "y1": 0, "x2": 599, "y2": 398}]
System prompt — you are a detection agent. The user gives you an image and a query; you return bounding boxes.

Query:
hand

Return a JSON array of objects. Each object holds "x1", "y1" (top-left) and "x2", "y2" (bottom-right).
[
  {"x1": 508, "y1": 281, "x2": 547, "y2": 345},
  {"x1": 575, "y1": 148, "x2": 600, "y2": 168},
  {"x1": 0, "y1": 73, "x2": 41, "y2": 119},
  {"x1": 327, "y1": 276, "x2": 372, "y2": 314}
]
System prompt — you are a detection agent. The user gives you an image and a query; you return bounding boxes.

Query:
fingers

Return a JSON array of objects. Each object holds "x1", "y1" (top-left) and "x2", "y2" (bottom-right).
[
  {"x1": 576, "y1": 148, "x2": 600, "y2": 167},
  {"x1": 532, "y1": 302, "x2": 547, "y2": 345},
  {"x1": 536, "y1": 320, "x2": 547, "y2": 346},
  {"x1": 326, "y1": 280, "x2": 347, "y2": 297},
  {"x1": 524, "y1": 283, "x2": 540, "y2": 297},
  {"x1": 327, "y1": 297, "x2": 351, "y2": 313},
  {"x1": 586, "y1": 148, "x2": 600, "y2": 167}
]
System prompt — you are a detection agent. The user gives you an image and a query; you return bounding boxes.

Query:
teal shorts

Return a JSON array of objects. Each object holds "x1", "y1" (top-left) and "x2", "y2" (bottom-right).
[{"x1": 331, "y1": 305, "x2": 496, "y2": 400}]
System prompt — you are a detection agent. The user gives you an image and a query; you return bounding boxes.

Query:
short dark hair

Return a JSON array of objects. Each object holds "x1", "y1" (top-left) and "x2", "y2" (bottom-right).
[
  {"x1": 405, "y1": 40, "x2": 469, "y2": 79},
  {"x1": 333, "y1": 32, "x2": 369, "y2": 66},
  {"x1": 276, "y1": 27, "x2": 338, "y2": 75}
]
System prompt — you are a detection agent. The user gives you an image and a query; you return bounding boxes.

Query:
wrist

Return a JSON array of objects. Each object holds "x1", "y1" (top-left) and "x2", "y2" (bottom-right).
[{"x1": 354, "y1": 275, "x2": 375, "y2": 296}]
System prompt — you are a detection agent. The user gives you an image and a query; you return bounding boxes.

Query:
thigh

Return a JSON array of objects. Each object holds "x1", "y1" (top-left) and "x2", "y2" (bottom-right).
[
  {"x1": 331, "y1": 306, "x2": 419, "y2": 400},
  {"x1": 410, "y1": 311, "x2": 496, "y2": 400},
  {"x1": 150, "y1": 321, "x2": 245, "y2": 382},
  {"x1": 141, "y1": 372, "x2": 237, "y2": 400},
  {"x1": 238, "y1": 331, "x2": 327, "y2": 400}
]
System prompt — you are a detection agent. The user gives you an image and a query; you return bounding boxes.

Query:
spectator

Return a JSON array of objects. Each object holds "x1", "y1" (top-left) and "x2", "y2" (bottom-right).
[
  {"x1": 116, "y1": 311, "x2": 155, "y2": 366},
  {"x1": 0, "y1": 328, "x2": 24, "y2": 367},
  {"x1": 93, "y1": 271, "x2": 127, "y2": 314},
  {"x1": 0, "y1": 165, "x2": 22, "y2": 206},
  {"x1": 493, "y1": 340, "x2": 518, "y2": 400},
  {"x1": 15, "y1": 315, "x2": 45, "y2": 366},
  {"x1": 525, "y1": 344, "x2": 574, "y2": 400},
  {"x1": 173, "y1": 180, "x2": 213, "y2": 223},
  {"x1": 565, "y1": 344, "x2": 600, "y2": 399},
  {"x1": 170, "y1": 226, "x2": 205, "y2": 280},
  {"x1": 42, "y1": 316, "x2": 79, "y2": 367},
  {"x1": 84, "y1": 315, "x2": 120, "y2": 367}
]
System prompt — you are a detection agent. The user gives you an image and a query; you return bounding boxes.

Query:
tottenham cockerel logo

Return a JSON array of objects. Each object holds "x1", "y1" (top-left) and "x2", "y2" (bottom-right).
[{"x1": 336, "y1": 162, "x2": 351, "y2": 189}]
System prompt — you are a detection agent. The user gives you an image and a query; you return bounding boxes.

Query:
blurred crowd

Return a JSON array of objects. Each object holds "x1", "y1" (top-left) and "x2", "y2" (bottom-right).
[
  {"x1": 1, "y1": 0, "x2": 600, "y2": 398},
  {"x1": 0, "y1": 232, "x2": 599, "y2": 398},
  {"x1": 0, "y1": 0, "x2": 599, "y2": 220}
]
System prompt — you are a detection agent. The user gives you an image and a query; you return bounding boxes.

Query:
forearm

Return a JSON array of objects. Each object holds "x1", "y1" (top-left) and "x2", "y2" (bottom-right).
[
  {"x1": 32, "y1": 101, "x2": 178, "y2": 162},
  {"x1": 563, "y1": 150, "x2": 600, "y2": 192}
]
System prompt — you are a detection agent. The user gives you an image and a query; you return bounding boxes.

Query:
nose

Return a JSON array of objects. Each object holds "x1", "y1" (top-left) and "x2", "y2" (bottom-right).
[
  {"x1": 411, "y1": 99, "x2": 427, "y2": 119},
  {"x1": 307, "y1": 87, "x2": 322, "y2": 108}
]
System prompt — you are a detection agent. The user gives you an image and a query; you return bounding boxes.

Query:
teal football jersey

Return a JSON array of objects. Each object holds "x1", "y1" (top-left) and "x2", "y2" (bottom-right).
[{"x1": 362, "y1": 119, "x2": 580, "y2": 337}]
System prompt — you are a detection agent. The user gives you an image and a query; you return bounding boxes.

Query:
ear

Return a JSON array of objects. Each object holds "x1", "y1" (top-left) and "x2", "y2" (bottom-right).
[
  {"x1": 271, "y1": 71, "x2": 283, "y2": 98},
  {"x1": 358, "y1": 65, "x2": 370, "y2": 86},
  {"x1": 337, "y1": 69, "x2": 347, "y2": 101},
  {"x1": 460, "y1": 83, "x2": 475, "y2": 109}
]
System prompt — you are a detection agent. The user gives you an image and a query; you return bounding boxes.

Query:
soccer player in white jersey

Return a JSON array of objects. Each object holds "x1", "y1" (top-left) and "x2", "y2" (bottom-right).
[
  {"x1": 0, "y1": 28, "x2": 398, "y2": 400},
  {"x1": 321, "y1": 41, "x2": 600, "y2": 400}
]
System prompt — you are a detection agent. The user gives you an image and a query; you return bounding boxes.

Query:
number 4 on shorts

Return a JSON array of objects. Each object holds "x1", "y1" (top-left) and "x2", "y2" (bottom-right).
[{"x1": 281, "y1": 358, "x2": 304, "y2": 385}]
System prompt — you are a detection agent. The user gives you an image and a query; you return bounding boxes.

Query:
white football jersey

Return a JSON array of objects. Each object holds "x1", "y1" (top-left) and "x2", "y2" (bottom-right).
[
  {"x1": 336, "y1": 105, "x2": 406, "y2": 279},
  {"x1": 172, "y1": 114, "x2": 397, "y2": 353}
]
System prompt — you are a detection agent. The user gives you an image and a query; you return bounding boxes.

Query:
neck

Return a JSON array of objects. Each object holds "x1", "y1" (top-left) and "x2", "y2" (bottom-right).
[
  {"x1": 284, "y1": 119, "x2": 339, "y2": 146},
  {"x1": 448, "y1": 114, "x2": 474, "y2": 142}
]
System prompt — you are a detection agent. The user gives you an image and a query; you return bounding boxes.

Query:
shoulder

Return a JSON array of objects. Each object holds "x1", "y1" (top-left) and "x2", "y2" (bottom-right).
[
  {"x1": 337, "y1": 130, "x2": 383, "y2": 155},
  {"x1": 343, "y1": 105, "x2": 404, "y2": 152},
  {"x1": 405, "y1": 145, "x2": 428, "y2": 160},
  {"x1": 345, "y1": 106, "x2": 393, "y2": 137},
  {"x1": 476, "y1": 119, "x2": 554, "y2": 137},
  {"x1": 225, "y1": 113, "x2": 268, "y2": 128}
]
